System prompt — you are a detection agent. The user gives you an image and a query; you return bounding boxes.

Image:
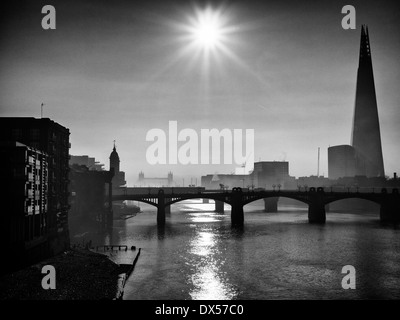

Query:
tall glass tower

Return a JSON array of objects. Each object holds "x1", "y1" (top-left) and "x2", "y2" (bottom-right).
[{"x1": 351, "y1": 25, "x2": 385, "y2": 177}]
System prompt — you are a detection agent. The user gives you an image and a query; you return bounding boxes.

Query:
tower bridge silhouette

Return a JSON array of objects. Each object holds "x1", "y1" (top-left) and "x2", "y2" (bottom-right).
[{"x1": 111, "y1": 187, "x2": 400, "y2": 226}]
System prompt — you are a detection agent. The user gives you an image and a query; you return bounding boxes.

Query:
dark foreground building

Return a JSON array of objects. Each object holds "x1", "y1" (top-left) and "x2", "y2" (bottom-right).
[
  {"x1": 351, "y1": 25, "x2": 385, "y2": 177},
  {"x1": 0, "y1": 142, "x2": 48, "y2": 273},
  {"x1": 0, "y1": 117, "x2": 70, "y2": 274},
  {"x1": 69, "y1": 164, "x2": 113, "y2": 226}
]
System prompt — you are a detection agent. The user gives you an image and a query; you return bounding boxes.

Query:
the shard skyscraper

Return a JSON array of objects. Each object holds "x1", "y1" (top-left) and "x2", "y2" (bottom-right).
[{"x1": 351, "y1": 25, "x2": 385, "y2": 177}]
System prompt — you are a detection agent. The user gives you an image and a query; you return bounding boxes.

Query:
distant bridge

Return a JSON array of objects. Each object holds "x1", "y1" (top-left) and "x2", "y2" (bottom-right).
[{"x1": 110, "y1": 187, "x2": 400, "y2": 226}]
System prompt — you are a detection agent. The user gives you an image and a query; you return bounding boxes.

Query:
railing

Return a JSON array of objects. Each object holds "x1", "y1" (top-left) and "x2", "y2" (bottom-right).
[
  {"x1": 324, "y1": 186, "x2": 398, "y2": 193},
  {"x1": 112, "y1": 187, "x2": 206, "y2": 196},
  {"x1": 111, "y1": 186, "x2": 399, "y2": 199}
]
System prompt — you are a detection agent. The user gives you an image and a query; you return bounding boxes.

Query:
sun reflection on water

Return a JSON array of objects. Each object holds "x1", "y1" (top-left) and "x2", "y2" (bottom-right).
[{"x1": 187, "y1": 213, "x2": 238, "y2": 300}]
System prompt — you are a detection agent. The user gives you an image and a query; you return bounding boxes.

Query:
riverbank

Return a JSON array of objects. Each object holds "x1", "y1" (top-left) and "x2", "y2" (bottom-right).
[{"x1": 0, "y1": 248, "x2": 122, "y2": 300}]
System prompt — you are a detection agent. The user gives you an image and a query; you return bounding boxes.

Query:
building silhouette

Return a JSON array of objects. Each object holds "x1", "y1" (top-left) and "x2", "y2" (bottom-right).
[
  {"x1": 137, "y1": 171, "x2": 174, "y2": 187},
  {"x1": 328, "y1": 26, "x2": 385, "y2": 179},
  {"x1": 201, "y1": 173, "x2": 251, "y2": 189},
  {"x1": 0, "y1": 142, "x2": 48, "y2": 274},
  {"x1": 0, "y1": 117, "x2": 70, "y2": 273},
  {"x1": 252, "y1": 161, "x2": 289, "y2": 188},
  {"x1": 69, "y1": 155, "x2": 104, "y2": 171},
  {"x1": 109, "y1": 142, "x2": 126, "y2": 190},
  {"x1": 351, "y1": 25, "x2": 385, "y2": 177},
  {"x1": 69, "y1": 164, "x2": 113, "y2": 225},
  {"x1": 328, "y1": 145, "x2": 357, "y2": 179},
  {"x1": 201, "y1": 161, "x2": 291, "y2": 189}
]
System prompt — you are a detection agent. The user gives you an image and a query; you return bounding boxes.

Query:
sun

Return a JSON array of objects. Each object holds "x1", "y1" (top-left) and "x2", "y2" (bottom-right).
[
  {"x1": 180, "y1": 6, "x2": 233, "y2": 55},
  {"x1": 163, "y1": 4, "x2": 251, "y2": 77},
  {"x1": 190, "y1": 9, "x2": 224, "y2": 50}
]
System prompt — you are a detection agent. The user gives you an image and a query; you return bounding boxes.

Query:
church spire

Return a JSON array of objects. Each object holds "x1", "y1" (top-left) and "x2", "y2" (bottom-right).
[{"x1": 110, "y1": 140, "x2": 120, "y2": 173}]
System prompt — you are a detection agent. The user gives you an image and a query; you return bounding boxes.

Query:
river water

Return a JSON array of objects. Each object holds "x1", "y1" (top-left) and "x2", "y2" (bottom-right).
[{"x1": 70, "y1": 200, "x2": 400, "y2": 300}]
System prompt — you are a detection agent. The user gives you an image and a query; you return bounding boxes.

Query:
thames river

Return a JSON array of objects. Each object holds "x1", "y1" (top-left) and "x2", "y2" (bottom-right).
[{"x1": 71, "y1": 200, "x2": 400, "y2": 299}]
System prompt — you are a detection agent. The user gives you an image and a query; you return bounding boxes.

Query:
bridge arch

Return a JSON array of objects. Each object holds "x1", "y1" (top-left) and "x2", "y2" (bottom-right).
[
  {"x1": 165, "y1": 195, "x2": 231, "y2": 207},
  {"x1": 324, "y1": 196, "x2": 381, "y2": 206},
  {"x1": 242, "y1": 194, "x2": 310, "y2": 207},
  {"x1": 112, "y1": 197, "x2": 158, "y2": 208},
  {"x1": 112, "y1": 194, "x2": 232, "y2": 208}
]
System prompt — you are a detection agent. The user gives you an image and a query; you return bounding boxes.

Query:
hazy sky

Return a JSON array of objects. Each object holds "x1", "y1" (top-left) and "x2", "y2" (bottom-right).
[{"x1": 1, "y1": 0, "x2": 399, "y2": 185}]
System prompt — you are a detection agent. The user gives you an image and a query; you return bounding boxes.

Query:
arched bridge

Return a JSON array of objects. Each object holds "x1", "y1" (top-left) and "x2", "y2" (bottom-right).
[{"x1": 112, "y1": 187, "x2": 400, "y2": 226}]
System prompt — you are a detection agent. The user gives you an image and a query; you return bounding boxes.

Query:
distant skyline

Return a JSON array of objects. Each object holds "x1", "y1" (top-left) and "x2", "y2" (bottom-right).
[{"x1": 1, "y1": 0, "x2": 399, "y2": 185}]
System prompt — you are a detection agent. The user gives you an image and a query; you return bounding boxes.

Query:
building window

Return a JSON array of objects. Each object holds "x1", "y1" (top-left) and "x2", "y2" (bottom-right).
[
  {"x1": 12, "y1": 128, "x2": 22, "y2": 140},
  {"x1": 30, "y1": 128, "x2": 41, "y2": 140},
  {"x1": 13, "y1": 166, "x2": 26, "y2": 178},
  {"x1": 31, "y1": 142, "x2": 41, "y2": 150}
]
